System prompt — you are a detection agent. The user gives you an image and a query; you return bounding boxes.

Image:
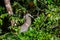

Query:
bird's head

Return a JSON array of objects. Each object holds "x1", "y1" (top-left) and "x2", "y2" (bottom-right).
[{"x1": 26, "y1": 14, "x2": 34, "y2": 18}]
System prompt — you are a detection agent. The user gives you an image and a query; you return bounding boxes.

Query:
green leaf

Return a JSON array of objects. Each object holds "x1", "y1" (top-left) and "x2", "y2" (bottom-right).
[
  {"x1": 33, "y1": 0, "x2": 37, "y2": 6},
  {"x1": 0, "y1": 19, "x2": 3, "y2": 26},
  {"x1": 0, "y1": 13, "x2": 8, "y2": 19}
]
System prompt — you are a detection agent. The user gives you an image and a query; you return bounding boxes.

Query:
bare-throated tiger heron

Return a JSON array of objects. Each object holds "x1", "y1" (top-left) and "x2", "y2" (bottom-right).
[{"x1": 20, "y1": 14, "x2": 33, "y2": 32}]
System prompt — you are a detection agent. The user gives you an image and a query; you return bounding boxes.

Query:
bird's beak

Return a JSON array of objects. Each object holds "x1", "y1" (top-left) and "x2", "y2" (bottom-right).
[{"x1": 29, "y1": 15, "x2": 34, "y2": 18}]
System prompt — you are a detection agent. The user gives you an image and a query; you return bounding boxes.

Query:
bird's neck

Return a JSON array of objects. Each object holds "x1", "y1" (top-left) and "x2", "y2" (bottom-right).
[{"x1": 25, "y1": 17, "x2": 31, "y2": 25}]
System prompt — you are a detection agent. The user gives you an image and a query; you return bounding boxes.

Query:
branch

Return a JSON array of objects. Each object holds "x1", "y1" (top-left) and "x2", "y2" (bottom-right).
[
  {"x1": 4, "y1": 0, "x2": 13, "y2": 15},
  {"x1": 4, "y1": 0, "x2": 14, "y2": 27}
]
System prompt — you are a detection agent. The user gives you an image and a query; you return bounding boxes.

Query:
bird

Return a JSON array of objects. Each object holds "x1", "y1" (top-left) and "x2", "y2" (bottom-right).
[{"x1": 20, "y1": 14, "x2": 33, "y2": 33}]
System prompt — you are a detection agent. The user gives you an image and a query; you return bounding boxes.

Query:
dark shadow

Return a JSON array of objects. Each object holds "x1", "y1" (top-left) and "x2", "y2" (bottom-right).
[{"x1": 0, "y1": 16, "x2": 11, "y2": 35}]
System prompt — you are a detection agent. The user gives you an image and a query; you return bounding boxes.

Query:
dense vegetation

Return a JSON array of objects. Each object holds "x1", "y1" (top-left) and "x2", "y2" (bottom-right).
[{"x1": 0, "y1": 0, "x2": 60, "y2": 40}]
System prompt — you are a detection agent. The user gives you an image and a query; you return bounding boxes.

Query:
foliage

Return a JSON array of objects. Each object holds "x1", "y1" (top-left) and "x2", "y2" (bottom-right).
[{"x1": 0, "y1": 0, "x2": 60, "y2": 40}]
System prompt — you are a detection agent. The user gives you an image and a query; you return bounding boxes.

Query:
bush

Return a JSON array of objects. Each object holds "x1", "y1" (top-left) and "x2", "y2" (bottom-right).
[{"x1": 0, "y1": 0, "x2": 60, "y2": 40}]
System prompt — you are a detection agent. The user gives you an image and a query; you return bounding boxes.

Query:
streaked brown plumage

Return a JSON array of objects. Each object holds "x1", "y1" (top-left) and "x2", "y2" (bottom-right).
[{"x1": 20, "y1": 14, "x2": 33, "y2": 32}]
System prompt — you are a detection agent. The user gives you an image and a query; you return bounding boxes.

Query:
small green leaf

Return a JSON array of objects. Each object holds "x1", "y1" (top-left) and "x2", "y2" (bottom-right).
[
  {"x1": 33, "y1": 0, "x2": 37, "y2": 6},
  {"x1": 0, "y1": 13, "x2": 8, "y2": 19},
  {"x1": 0, "y1": 19, "x2": 3, "y2": 26}
]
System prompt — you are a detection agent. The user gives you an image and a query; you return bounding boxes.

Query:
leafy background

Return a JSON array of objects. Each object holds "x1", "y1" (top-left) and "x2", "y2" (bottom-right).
[{"x1": 0, "y1": 0, "x2": 60, "y2": 40}]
